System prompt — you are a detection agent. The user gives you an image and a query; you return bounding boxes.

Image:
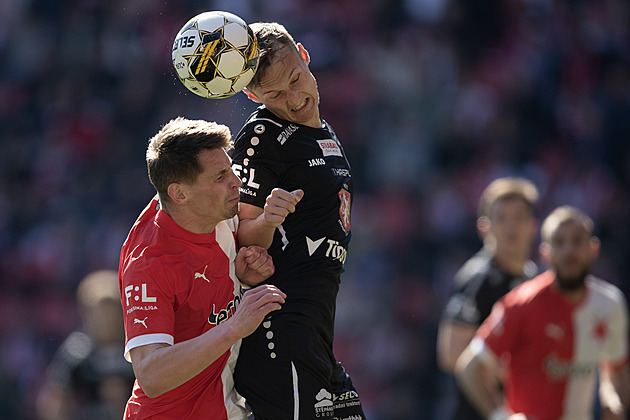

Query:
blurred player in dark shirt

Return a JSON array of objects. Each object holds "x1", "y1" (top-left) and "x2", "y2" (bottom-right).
[
  {"x1": 437, "y1": 177, "x2": 539, "y2": 420},
  {"x1": 36, "y1": 270, "x2": 135, "y2": 420}
]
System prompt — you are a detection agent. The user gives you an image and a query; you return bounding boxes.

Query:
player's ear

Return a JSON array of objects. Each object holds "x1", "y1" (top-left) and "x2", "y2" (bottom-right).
[
  {"x1": 297, "y1": 43, "x2": 310, "y2": 65},
  {"x1": 167, "y1": 183, "x2": 187, "y2": 206},
  {"x1": 243, "y1": 88, "x2": 261, "y2": 103},
  {"x1": 539, "y1": 241, "x2": 551, "y2": 264},
  {"x1": 589, "y1": 236, "x2": 601, "y2": 260},
  {"x1": 476, "y1": 216, "x2": 491, "y2": 238}
]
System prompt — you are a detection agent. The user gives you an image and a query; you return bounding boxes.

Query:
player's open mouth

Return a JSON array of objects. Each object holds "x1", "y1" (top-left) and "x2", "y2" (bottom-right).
[{"x1": 291, "y1": 98, "x2": 308, "y2": 112}]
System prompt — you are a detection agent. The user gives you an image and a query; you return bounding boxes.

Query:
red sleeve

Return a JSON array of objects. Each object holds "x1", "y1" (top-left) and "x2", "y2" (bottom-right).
[
  {"x1": 477, "y1": 297, "x2": 521, "y2": 358},
  {"x1": 121, "y1": 260, "x2": 176, "y2": 361}
]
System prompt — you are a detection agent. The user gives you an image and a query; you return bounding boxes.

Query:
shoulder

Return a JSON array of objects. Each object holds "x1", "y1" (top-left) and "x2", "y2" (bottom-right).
[
  {"x1": 502, "y1": 270, "x2": 554, "y2": 307},
  {"x1": 453, "y1": 250, "x2": 493, "y2": 288},
  {"x1": 234, "y1": 107, "x2": 296, "y2": 147},
  {"x1": 586, "y1": 276, "x2": 628, "y2": 308}
]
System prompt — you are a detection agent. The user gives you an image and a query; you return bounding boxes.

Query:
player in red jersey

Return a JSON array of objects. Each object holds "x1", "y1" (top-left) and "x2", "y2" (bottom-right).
[
  {"x1": 119, "y1": 117, "x2": 287, "y2": 420},
  {"x1": 455, "y1": 205, "x2": 630, "y2": 420}
]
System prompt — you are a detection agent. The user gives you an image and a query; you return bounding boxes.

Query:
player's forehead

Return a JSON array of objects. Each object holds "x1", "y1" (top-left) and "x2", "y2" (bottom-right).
[
  {"x1": 549, "y1": 220, "x2": 589, "y2": 242},
  {"x1": 257, "y1": 46, "x2": 301, "y2": 92},
  {"x1": 489, "y1": 195, "x2": 531, "y2": 217},
  {"x1": 197, "y1": 148, "x2": 230, "y2": 175}
]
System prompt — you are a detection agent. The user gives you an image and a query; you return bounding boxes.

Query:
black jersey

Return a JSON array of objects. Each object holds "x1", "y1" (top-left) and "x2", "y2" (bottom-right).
[
  {"x1": 231, "y1": 107, "x2": 365, "y2": 419},
  {"x1": 44, "y1": 331, "x2": 135, "y2": 419},
  {"x1": 442, "y1": 248, "x2": 537, "y2": 326},
  {"x1": 230, "y1": 106, "x2": 352, "y2": 285},
  {"x1": 441, "y1": 247, "x2": 537, "y2": 420}
]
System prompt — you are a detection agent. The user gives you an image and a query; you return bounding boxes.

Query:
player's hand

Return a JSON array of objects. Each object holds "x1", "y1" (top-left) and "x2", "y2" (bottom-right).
[
  {"x1": 235, "y1": 246, "x2": 275, "y2": 286},
  {"x1": 229, "y1": 284, "x2": 286, "y2": 338},
  {"x1": 262, "y1": 188, "x2": 304, "y2": 227},
  {"x1": 601, "y1": 406, "x2": 625, "y2": 420}
]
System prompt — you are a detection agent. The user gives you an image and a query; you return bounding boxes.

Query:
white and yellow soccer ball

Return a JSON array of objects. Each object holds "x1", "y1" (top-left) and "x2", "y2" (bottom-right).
[{"x1": 172, "y1": 11, "x2": 259, "y2": 99}]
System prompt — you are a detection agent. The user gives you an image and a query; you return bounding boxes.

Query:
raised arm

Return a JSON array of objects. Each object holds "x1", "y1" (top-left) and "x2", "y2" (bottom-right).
[{"x1": 237, "y1": 188, "x2": 303, "y2": 249}]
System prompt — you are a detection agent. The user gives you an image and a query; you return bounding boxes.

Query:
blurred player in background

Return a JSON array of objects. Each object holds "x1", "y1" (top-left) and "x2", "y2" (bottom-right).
[
  {"x1": 118, "y1": 117, "x2": 286, "y2": 419},
  {"x1": 437, "y1": 177, "x2": 539, "y2": 419},
  {"x1": 455, "y1": 205, "x2": 630, "y2": 420},
  {"x1": 230, "y1": 22, "x2": 366, "y2": 419},
  {"x1": 36, "y1": 269, "x2": 135, "y2": 420}
]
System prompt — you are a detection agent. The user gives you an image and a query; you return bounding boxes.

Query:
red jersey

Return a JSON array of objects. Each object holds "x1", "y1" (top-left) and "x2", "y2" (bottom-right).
[
  {"x1": 474, "y1": 270, "x2": 628, "y2": 420},
  {"x1": 119, "y1": 197, "x2": 249, "y2": 420}
]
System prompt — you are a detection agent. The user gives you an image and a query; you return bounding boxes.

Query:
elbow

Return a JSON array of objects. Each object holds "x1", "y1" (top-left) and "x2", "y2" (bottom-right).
[
  {"x1": 437, "y1": 354, "x2": 455, "y2": 373},
  {"x1": 453, "y1": 348, "x2": 474, "y2": 386},
  {"x1": 437, "y1": 349, "x2": 457, "y2": 373},
  {"x1": 137, "y1": 378, "x2": 166, "y2": 399},
  {"x1": 134, "y1": 368, "x2": 168, "y2": 399}
]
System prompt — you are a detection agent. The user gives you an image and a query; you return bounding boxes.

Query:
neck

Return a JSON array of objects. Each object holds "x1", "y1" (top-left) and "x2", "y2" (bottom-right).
[
  {"x1": 491, "y1": 249, "x2": 528, "y2": 277},
  {"x1": 554, "y1": 280, "x2": 586, "y2": 304},
  {"x1": 161, "y1": 202, "x2": 217, "y2": 234}
]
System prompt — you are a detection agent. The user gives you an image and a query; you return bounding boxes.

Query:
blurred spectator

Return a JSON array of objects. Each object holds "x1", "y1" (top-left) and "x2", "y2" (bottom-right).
[{"x1": 35, "y1": 270, "x2": 134, "y2": 420}]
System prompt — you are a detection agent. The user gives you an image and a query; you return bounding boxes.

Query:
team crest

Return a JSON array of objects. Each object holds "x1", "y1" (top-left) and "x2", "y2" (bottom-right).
[{"x1": 338, "y1": 186, "x2": 351, "y2": 233}]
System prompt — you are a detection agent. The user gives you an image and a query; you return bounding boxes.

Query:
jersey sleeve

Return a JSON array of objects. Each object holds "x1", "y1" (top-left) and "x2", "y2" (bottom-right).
[
  {"x1": 603, "y1": 289, "x2": 629, "y2": 367},
  {"x1": 231, "y1": 118, "x2": 285, "y2": 209},
  {"x1": 442, "y1": 266, "x2": 491, "y2": 326},
  {"x1": 120, "y1": 262, "x2": 176, "y2": 362},
  {"x1": 476, "y1": 298, "x2": 521, "y2": 358}
]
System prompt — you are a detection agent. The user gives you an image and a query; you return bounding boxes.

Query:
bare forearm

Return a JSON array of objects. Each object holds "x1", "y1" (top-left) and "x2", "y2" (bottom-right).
[
  {"x1": 237, "y1": 216, "x2": 276, "y2": 249},
  {"x1": 437, "y1": 320, "x2": 477, "y2": 373},
  {"x1": 133, "y1": 321, "x2": 240, "y2": 397},
  {"x1": 600, "y1": 365, "x2": 630, "y2": 416},
  {"x1": 455, "y1": 348, "x2": 504, "y2": 418}
]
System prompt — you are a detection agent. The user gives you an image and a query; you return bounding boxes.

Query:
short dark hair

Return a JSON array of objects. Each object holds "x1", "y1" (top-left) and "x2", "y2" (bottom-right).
[
  {"x1": 247, "y1": 22, "x2": 299, "y2": 89},
  {"x1": 146, "y1": 117, "x2": 232, "y2": 201}
]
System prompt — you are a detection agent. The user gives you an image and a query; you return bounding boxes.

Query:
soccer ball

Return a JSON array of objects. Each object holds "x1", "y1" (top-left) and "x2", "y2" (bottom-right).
[{"x1": 172, "y1": 11, "x2": 259, "y2": 99}]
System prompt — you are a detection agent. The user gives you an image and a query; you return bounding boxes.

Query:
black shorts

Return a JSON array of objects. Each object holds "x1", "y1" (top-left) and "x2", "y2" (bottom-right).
[{"x1": 234, "y1": 311, "x2": 366, "y2": 420}]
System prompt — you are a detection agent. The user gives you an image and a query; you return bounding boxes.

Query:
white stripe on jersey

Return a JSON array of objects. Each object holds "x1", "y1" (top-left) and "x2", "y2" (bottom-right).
[
  {"x1": 291, "y1": 361, "x2": 299, "y2": 420},
  {"x1": 278, "y1": 225, "x2": 289, "y2": 251},
  {"x1": 562, "y1": 276, "x2": 628, "y2": 418},
  {"x1": 216, "y1": 216, "x2": 240, "y2": 296},
  {"x1": 252, "y1": 117, "x2": 283, "y2": 127}
]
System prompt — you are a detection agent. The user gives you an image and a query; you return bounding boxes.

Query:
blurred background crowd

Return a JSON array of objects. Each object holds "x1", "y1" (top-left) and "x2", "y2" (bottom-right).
[{"x1": 1, "y1": 0, "x2": 629, "y2": 418}]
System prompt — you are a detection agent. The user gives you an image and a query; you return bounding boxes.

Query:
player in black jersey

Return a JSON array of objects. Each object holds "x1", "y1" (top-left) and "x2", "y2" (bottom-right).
[
  {"x1": 230, "y1": 22, "x2": 365, "y2": 420},
  {"x1": 437, "y1": 177, "x2": 539, "y2": 420}
]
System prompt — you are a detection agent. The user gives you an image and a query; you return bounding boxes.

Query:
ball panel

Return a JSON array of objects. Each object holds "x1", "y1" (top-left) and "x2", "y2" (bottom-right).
[
  {"x1": 206, "y1": 77, "x2": 233, "y2": 95},
  {"x1": 217, "y1": 50, "x2": 245, "y2": 78},
  {"x1": 172, "y1": 28, "x2": 201, "y2": 57},
  {"x1": 223, "y1": 22, "x2": 249, "y2": 48},
  {"x1": 172, "y1": 52, "x2": 191, "y2": 80},
  {"x1": 232, "y1": 68, "x2": 255, "y2": 92},
  {"x1": 194, "y1": 12, "x2": 227, "y2": 33},
  {"x1": 215, "y1": 11, "x2": 246, "y2": 26},
  {"x1": 190, "y1": 37, "x2": 223, "y2": 82},
  {"x1": 183, "y1": 78, "x2": 210, "y2": 98}
]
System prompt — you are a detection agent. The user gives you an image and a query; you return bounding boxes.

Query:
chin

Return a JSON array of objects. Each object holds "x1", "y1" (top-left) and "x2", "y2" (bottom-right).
[{"x1": 555, "y1": 269, "x2": 588, "y2": 292}]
